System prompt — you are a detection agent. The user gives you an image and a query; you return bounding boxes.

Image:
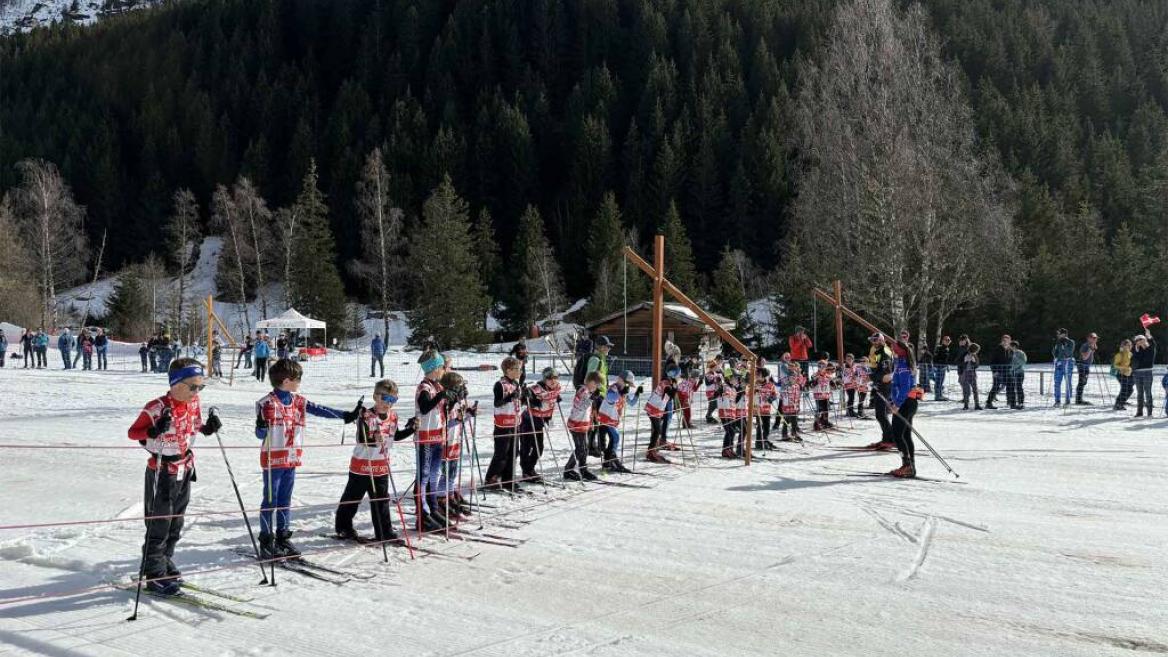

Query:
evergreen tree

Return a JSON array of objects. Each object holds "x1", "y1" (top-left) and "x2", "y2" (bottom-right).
[
  {"x1": 503, "y1": 204, "x2": 566, "y2": 333},
  {"x1": 472, "y1": 207, "x2": 502, "y2": 300},
  {"x1": 660, "y1": 200, "x2": 698, "y2": 294},
  {"x1": 586, "y1": 192, "x2": 626, "y2": 317},
  {"x1": 165, "y1": 188, "x2": 200, "y2": 332},
  {"x1": 287, "y1": 161, "x2": 349, "y2": 331},
  {"x1": 105, "y1": 262, "x2": 154, "y2": 340},
  {"x1": 710, "y1": 246, "x2": 747, "y2": 320},
  {"x1": 408, "y1": 175, "x2": 490, "y2": 347}
]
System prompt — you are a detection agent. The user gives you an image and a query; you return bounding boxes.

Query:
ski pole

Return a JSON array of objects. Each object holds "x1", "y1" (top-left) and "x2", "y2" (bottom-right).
[
  {"x1": 554, "y1": 401, "x2": 587, "y2": 488},
  {"x1": 354, "y1": 407, "x2": 389, "y2": 564},
  {"x1": 871, "y1": 390, "x2": 960, "y2": 479},
  {"x1": 128, "y1": 407, "x2": 171, "y2": 621},
  {"x1": 208, "y1": 408, "x2": 268, "y2": 583},
  {"x1": 385, "y1": 461, "x2": 415, "y2": 560},
  {"x1": 469, "y1": 415, "x2": 487, "y2": 502}
]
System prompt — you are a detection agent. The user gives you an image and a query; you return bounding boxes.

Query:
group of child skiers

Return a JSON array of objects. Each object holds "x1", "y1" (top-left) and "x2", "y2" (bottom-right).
[{"x1": 127, "y1": 330, "x2": 928, "y2": 597}]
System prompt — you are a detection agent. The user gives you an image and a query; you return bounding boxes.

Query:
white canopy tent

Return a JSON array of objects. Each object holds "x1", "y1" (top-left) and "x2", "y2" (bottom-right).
[{"x1": 255, "y1": 308, "x2": 328, "y2": 355}]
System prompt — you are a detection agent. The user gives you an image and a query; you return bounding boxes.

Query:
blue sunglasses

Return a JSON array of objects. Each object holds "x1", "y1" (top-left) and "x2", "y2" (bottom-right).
[{"x1": 379, "y1": 394, "x2": 399, "y2": 404}]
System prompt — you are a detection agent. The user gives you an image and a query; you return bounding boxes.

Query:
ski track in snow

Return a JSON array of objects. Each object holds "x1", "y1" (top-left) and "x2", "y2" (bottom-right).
[{"x1": 1, "y1": 356, "x2": 1167, "y2": 656}]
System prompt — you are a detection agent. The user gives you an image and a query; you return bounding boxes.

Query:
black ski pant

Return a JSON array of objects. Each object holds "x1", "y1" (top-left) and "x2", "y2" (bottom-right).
[
  {"x1": 485, "y1": 425, "x2": 517, "y2": 485},
  {"x1": 1012, "y1": 372, "x2": 1025, "y2": 407},
  {"x1": 371, "y1": 355, "x2": 384, "y2": 378},
  {"x1": 780, "y1": 413, "x2": 799, "y2": 438},
  {"x1": 648, "y1": 416, "x2": 666, "y2": 451},
  {"x1": 891, "y1": 402, "x2": 918, "y2": 463},
  {"x1": 1076, "y1": 364, "x2": 1090, "y2": 402},
  {"x1": 987, "y1": 366, "x2": 1011, "y2": 406},
  {"x1": 1134, "y1": 369, "x2": 1154, "y2": 415},
  {"x1": 254, "y1": 357, "x2": 268, "y2": 382},
  {"x1": 335, "y1": 472, "x2": 395, "y2": 540},
  {"x1": 815, "y1": 399, "x2": 830, "y2": 426},
  {"x1": 846, "y1": 389, "x2": 856, "y2": 413},
  {"x1": 518, "y1": 415, "x2": 546, "y2": 476},
  {"x1": 856, "y1": 392, "x2": 868, "y2": 415},
  {"x1": 721, "y1": 419, "x2": 738, "y2": 449},
  {"x1": 754, "y1": 415, "x2": 771, "y2": 444},
  {"x1": 706, "y1": 399, "x2": 717, "y2": 421},
  {"x1": 872, "y1": 390, "x2": 892, "y2": 441},
  {"x1": 564, "y1": 431, "x2": 589, "y2": 473},
  {"x1": 142, "y1": 465, "x2": 192, "y2": 579}
]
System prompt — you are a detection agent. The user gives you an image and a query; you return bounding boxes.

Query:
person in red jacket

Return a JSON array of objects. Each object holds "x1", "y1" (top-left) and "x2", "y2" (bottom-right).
[
  {"x1": 127, "y1": 358, "x2": 221, "y2": 596},
  {"x1": 788, "y1": 326, "x2": 813, "y2": 373}
]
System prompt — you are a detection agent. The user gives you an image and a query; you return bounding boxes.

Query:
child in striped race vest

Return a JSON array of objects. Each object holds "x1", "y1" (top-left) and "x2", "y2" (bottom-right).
[
  {"x1": 564, "y1": 371, "x2": 603, "y2": 481},
  {"x1": 334, "y1": 379, "x2": 417, "y2": 542}
]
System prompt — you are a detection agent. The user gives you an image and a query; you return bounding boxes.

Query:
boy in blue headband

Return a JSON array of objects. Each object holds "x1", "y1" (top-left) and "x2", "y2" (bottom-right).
[{"x1": 127, "y1": 358, "x2": 221, "y2": 596}]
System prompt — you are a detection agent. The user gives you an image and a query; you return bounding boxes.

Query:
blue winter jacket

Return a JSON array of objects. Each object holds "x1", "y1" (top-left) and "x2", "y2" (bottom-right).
[
  {"x1": 254, "y1": 340, "x2": 271, "y2": 359},
  {"x1": 371, "y1": 336, "x2": 385, "y2": 357},
  {"x1": 57, "y1": 333, "x2": 74, "y2": 351}
]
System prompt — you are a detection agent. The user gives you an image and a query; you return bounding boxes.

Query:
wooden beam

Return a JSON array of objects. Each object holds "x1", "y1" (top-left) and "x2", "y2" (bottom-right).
[
  {"x1": 833, "y1": 280, "x2": 845, "y2": 365},
  {"x1": 811, "y1": 287, "x2": 889, "y2": 338},
  {"x1": 652, "y1": 235, "x2": 665, "y2": 386}
]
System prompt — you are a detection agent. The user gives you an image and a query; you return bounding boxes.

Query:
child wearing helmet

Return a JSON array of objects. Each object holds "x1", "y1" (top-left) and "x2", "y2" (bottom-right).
[
  {"x1": 645, "y1": 368, "x2": 680, "y2": 464},
  {"x1": 518, "y1": 367, "x2": 562, "y2": 483}
]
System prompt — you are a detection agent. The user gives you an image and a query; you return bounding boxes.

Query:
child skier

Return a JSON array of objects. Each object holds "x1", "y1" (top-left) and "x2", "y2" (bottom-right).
[
  {"x1": 676, "y1": 369, "x2": 698, "y2": 429},
  {"x1": 127, "y1": 358, "x2": 222, "y2": 596},
  {"x1": 415, "y1": 350, "x2": 450, "y2": 528},
  {"x1": 564, "y1": 371, "x2": 602, "y2": 481},
  {"x1": 645, "y1": 366, "x2": 680, "y2": 464},
  {"x1": 718, "y1": 372, "x2": 742, "y2": 458},
  {"x1": 596, "y1": 370, "x2": 641, "y2": 472},
  {"x1": 335, "y1": 379, "x2": 417, "y2": 542},
  {"x1": 811, "y1": 361, "x2": 837, "y2": 430},
  {"x1": 255, "y1": 358, "x2": 361, "y2": 559},
  {"x1": 519, "y1": 367, "x2": 562, "y2": 483},
  {"x1": 485, "y1": 356, "x2": 527, "y2": 491},
  {"x1": 703, "y1": 359, "x2": 722, "y2": 424},
  {"x1": 438, "y1": 370, "x2": 477, "y2": 520},
  {"x1": 778, "y1": 363, "x2": 804, "y2": 442},
  {"x1": 841, "y1": 354, "x2": 858, "y2": 416},
  {"x1": 754, "y1": 368, "x2": 778, "y2": 450},
  {"x1": 853, "y1": 357, "x2": 871, "y2": 419}
]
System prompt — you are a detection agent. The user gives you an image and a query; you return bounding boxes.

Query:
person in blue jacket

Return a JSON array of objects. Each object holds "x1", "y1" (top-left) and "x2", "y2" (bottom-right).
[
  {"x1": 58, "y1": 328, "x2": 75, "y2": 370},
  {"x1": 370, "y1": 333, "x2": 386, "y2": 378},
  {"x1": 252, "y1": 332, "x2": 271, "y2": 382}
]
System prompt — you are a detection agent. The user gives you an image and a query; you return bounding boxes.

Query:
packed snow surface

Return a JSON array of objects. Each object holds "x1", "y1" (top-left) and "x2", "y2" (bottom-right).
[{"x1": 0, "y1": 355, "x2": 1164, "y2": 656}]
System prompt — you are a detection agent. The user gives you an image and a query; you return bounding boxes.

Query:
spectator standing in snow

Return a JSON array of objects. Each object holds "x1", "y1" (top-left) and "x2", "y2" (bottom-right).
[
  {"x1": 1112, "y1": 339, "x2": 1133, "y2": 410},
  {"x1": 984, "y1": 334, "x2": 1013, "y2": 409},
  {"x1": 35, "y1": 330, "x2": 49, "y2": 368},
  {"x1": 1131, "y1": 329, "x2": 1156, "y2": 417},
  {"x1": 79, "y1": 329, "x2": 94, "y2": 370},
  {"x1": 370, "y1": 333, "x2": 385, "y2": 378},
  {"x1": 917, "y1": 341, "x2": 933, "y2": 394},
  {"x1": 1008, "y1": 340, "x2": 1027, "y2": 409},
  {"x1": 139, "y1": 342, "x2": 149, "y2": 373},
  {"x1": 932, "y1": 335, "x2": 953, "y2": 401},
  {"x1": 788, "y1": 327, "x2": 813, "y2": 374},
  {"x1": 1051, "y1": 328, "x2": 1076, "y2": 407},
  {"x1": 0, "y1": 329, "x2": 7, "y2": 367},
  {"x1": 94, "y1": 328, "x2": 109, "y2": 370},
  {"x1": 1075, "y1": 332, "x2": 1099, "y2": 405},
  {"x1": 960, "y1": 343, "x2": 981, "y2": 410},
  {"x1": 253, "y1": 332, "x2": 271, "y2": 382},
  {"x1": 73, "y1": 328, "x2": 88, "y2": 369},
  {"x1": 237, "y1": 335, "x2": 254, "y2": 369},
  {"x1": 21, "y1": 329, "x2": 34, "y2": 368},
  {"x1": 276, "y1": 333, "x2": 288, "y2": 360},
  {"x1": 58, "y1": 328, "x2": 75, "y2": 370}
]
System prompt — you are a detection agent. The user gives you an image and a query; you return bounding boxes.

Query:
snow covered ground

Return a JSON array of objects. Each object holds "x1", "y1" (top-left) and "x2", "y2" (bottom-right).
[{"x1": 0, "y1": 355, "x2": 1165, "y2": 656}]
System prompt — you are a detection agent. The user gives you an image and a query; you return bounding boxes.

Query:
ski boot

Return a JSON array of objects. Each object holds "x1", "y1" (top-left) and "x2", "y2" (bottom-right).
[
  {"x1": 645, "y1": 449, "x2": 671, "y2": 464},
  {"x1": 335, "y1": 528, "x2": 361, "y2": 541},
  {"x1": 720, "y1": 447, "x2": 737, "y2": 459},
  {"x1": 165, "y1": 558, "x2": 184, "y2": 585},
  {"x1": 259, "y1": 532, "x2": 279, "y2": 560},
  {"x1": 145, "y1": 577, "x2": 182, "y2": 597},
  {"x1": 275, "y1": 530, "x2": 301, "y2": 558},
  {"x1": 580, "y1": 468, "x2": 599, "y2": 481},
  {"x1": 664, "y1": 441, "x2": 681, "y2": 451},
  {"x1": 763, "y1": 440, "x2": 778, "y2": 449},
  {"x1": 563, "y1": 470, "x2": 582, "y2": 482},
  {"x1": 889, "y1": 461, "x2": 916, "y2": 479}
]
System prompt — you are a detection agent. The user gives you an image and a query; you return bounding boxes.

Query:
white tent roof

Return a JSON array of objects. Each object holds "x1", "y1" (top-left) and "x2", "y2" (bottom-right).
[{"x1": 255, "y1": 308, "x2": 326, "y2": 331}]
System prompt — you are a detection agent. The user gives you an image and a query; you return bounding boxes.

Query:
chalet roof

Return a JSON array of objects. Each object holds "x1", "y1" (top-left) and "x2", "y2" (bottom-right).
[{"x1": 585, "y1": 301, "x2": 736, "y2": 332}]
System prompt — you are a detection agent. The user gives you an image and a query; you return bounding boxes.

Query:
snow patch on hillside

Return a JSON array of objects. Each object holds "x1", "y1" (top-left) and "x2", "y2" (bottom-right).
[{"x1": 0, "y1": 0, "x2": 164, "y2": 34}]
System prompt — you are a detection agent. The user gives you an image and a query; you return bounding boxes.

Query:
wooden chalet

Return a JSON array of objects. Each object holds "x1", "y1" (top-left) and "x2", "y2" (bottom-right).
[{"x1": 585, "y1": 302, "x2": 737, "y2": 359}]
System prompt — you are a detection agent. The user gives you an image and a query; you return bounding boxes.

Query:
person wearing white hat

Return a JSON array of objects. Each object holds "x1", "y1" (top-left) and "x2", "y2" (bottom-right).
[{"x1": 1131, "y1": 329, "x2": 1157, "y2": 417}]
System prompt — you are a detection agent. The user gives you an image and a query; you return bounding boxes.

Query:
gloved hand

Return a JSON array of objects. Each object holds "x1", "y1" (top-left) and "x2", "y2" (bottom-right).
[
  {"x1": 255, "y1": 414, "x2": 269, "y2": 431},
  {"x1": 468, "y1": 401, "x2": 479, "y2": 416},
  {"x1": 405, "y1": 417, "x2": 418, "y2": 431},
  {"x1": 635, "y1": 385, "x2": 644, "y2": 396},
  {"x1": 146, "y1": 410, "x2": 172, "y2": 438},
  {"x1": 201, "y1": 414, "x2": 222, "y2": 435},
  {"x1": 556, "y1": 395, "x2": 563, "y2": 403},
  {"x1": 342, "y1": 399, "x2": 365, "y2": 424}
]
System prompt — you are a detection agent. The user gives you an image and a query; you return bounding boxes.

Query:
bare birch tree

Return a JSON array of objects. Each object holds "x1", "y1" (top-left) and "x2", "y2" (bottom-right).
[
  {"x1": 10, "y1": 159, "x2": 88, "y2": 328},
  {"x1": 234, "y1": 177, "x2": 272, "y2": 319},
  {"x1": 211, "y1": 184, "x2": 252, "y2": 329},
  {"x1": 166, "y1": 189, "x2": 201, "y2": 332},
  {"x1": 785, "y1": 0, "x2": 1022, "y2": 333},
  {"x1": 353, "y1": 147, "x2": 403, "y2": 338}
]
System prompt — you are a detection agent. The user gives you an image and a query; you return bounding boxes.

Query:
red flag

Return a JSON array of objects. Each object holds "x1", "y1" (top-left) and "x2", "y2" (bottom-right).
[{"x1": 1140, "y1": 313, "x2": 1161, "y2": 328}]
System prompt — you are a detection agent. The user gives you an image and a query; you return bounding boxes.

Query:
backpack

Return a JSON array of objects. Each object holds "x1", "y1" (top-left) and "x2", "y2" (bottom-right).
[{"x1": 573, "y1": 352, "x2": 596, "y2": 389}]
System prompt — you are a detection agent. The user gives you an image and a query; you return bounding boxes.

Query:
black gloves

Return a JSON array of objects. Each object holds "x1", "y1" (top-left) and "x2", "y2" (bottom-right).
[
  {"x1": 255, "y1": 414, "x2": 269, "y2": 431},
  {"x1": 635, "y1": 385, "x2": 644, "y2": 396},
  {"x1": 146, "y1": 410, "x2": 171, "y2": 439},
  {"x1": 444, "y1": 389, "x2": 461, "y2": 405},
  {"x1": 406, "y1": 417, "x2": 418, "y2": 431},
  {"x1": 556, "y1": 395, "x2": 563, "y2": 403},
  {"x1": 201, "y1": 414, "x2": 222, "y2": 436},
  {"x1": 342, "y1": 399, "x2": 365, "y2": 424},
  {"x1": 468, "y1": 401, "x2": 479, "y2": 416}
]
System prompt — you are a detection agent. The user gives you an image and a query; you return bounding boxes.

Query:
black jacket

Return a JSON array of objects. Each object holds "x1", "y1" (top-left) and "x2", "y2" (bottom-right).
[
  {"x1": 1132, "y1": 339, "x2": 1157, "y2": 370},
  {"x1": 988, "y1": 345, "x2": 1012, "y2": 367},
  {"x1": 934, "y1": 344, "x2": 951, "y2": 365}
]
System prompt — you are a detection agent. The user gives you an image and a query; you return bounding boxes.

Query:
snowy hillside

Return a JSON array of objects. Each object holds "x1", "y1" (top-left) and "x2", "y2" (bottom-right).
[{"x1": 0, "y1": 0, "x2": 163, "y2": 34}]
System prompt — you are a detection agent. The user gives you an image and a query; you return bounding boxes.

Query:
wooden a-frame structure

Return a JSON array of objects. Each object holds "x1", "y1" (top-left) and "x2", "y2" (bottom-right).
[{"x1": 623, "y1": 235, "x2": 761, "y2": 465}]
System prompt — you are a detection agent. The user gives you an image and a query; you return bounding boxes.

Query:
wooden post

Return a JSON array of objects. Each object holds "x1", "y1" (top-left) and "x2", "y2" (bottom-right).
[
  {"x1": 652, "y1": 234, "x2": 665, "y2": 387},
  {"x1": 833, "y1": 280, "x2": 845, "y2": 365},
  {"x1": 623, "y1": 244, "x2": 759, "y2": 466}
]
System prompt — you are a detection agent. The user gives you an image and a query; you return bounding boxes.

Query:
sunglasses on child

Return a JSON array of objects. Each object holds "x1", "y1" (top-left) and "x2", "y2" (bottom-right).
[
  {"x1": 186, "y1": 383, "x2": 207, "y2": 392},
  {"x1": 379, "y1": 394, "x2": 398, "y2": 404}
]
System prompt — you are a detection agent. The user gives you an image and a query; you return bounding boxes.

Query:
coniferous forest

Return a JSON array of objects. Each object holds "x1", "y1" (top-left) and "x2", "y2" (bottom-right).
[{"x1": 3, "y1": 0, "x2": 1168, "y2": 351}]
